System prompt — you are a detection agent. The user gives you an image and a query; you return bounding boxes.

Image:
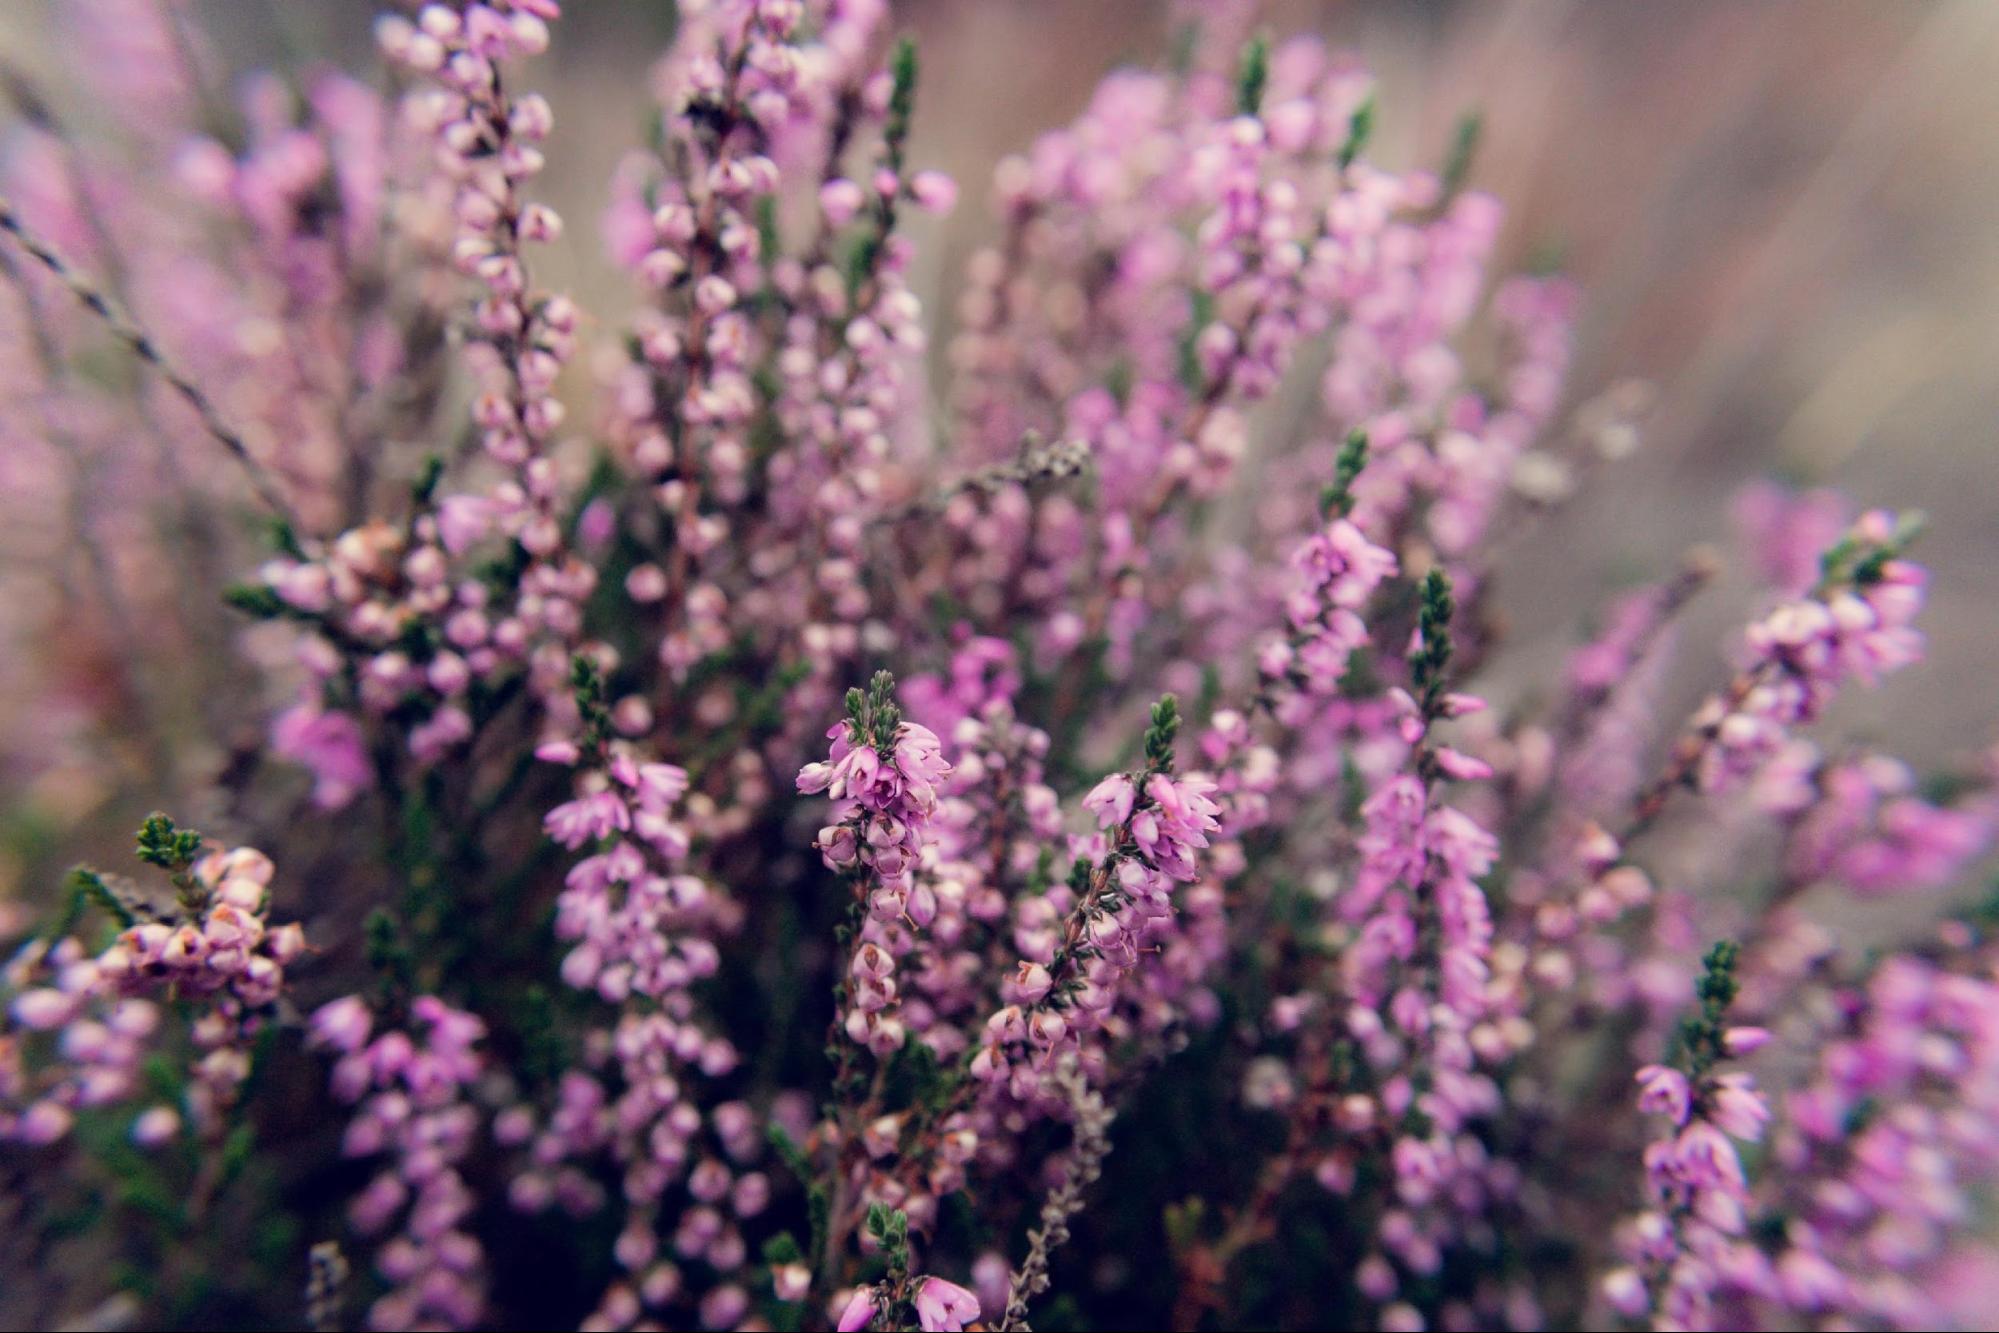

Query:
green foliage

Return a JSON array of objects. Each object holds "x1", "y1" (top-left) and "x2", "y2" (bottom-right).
[
  {"x1": 569, "y1": 654, "x2": 612, "y2": 750},
  {"x1": 1144, "y1": 694, "x2": 1181, "y2": 773},
  {"x1": 1409, "y1": 569, "x2": 1456, "y2": 710},
  {"x1": 768, "y1": 1124, "x2": 831, "y2": 1271},
  {"x1": 221, "y1": 582, "x2": 286, "y2": 619},
  {"x1": 1236, "y1": 33, "x2": 1270, "y2": 117},
  {"x1": 364, "y1": 907, "x2": 415, "y2": 996},
  {"x1": 1320, "y1": 429, "x2": 1369, "y2": 519},
  {"x1": 864, "y1": 1202, "x2": 912, "y2": 1279},
  {"x1": 1178, "y1": 288, "x2": 1216, "y2": 392},
  {"x1": 412, "y1": 452, "x2": 446, "y2": 506},
  {"x1": 1441, "y1": 112, "x2": 1484, "y2": 200},
  {"x1": 268, "y1": 516, "x2": 305, "y2": 560},
  {"x1": 52, "y1": 867, "x2": 136, "y2": 939},
  {"x1": 1339, "y1": 96, "x2": 1376, "y2": 170},
  {"x1": 885, "y1": 37, "x2": 919, "y2": 168},
  {"x1": 1164, "y1": 1194, "x2": 1207, "y2": 1250},
  {"x1": 844, "y1": 668, "x2": 905, "y2": 754},
  {"x1": 1817, "y1": 509, "x2": 1923, "y2": 590},
  {"x1": 136, "y1": 812, "x2": 202, "y2": 873},
  {"x1": 1672, "y1": 939, "x2": 1742, "y2": 1078}
]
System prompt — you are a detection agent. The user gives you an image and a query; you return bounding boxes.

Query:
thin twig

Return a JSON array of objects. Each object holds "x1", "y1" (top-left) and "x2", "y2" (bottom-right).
[
  {"x1": 998, "y1": 1061, "x2": 1115, "y2": 1332},
  {"x1": 0, "y1": 244, "x2": 176, "y2": 776},
  {"x1": 0, "y1": 194, "x2": 301, "y2": 528},
  {"x1": 873, "y1": 433, "x2": 1092, "y2": 527}
]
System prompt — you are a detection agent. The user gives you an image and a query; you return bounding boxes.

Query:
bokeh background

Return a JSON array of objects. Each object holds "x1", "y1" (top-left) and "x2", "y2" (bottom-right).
[{"x1": 2, "y1": 0, "x2": 1994, "y2": 884}]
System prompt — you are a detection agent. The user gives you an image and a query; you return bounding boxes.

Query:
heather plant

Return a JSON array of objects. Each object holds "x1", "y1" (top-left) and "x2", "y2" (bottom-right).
[{"x1": 1, "y1": 3, "x2": 1997, "y2": 1331}]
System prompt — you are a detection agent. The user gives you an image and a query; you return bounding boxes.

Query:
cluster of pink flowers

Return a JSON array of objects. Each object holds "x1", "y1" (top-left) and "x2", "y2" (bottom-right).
[
  {"x1": 836, "y1": 1272, "x2": 980, "y2": 1332},
  {"x1": 1737, "y1": 947, "x2": 1999, "y2": 1325},
  {"x1": 4, "y1": 832, "x2": 300, "y2": 1148},
  {"x1": 1679, "y1": 509, "x2": 1928, "y2": 800},
  {"x1": 516, "y1": 689, "x2": 769, "y2": 1332},
  {"x1": 799, "y1": 673, "x2": 954, "y2": 1059},
  {"x1": 5, "y1": 933, "x2": 170, "y2": 1149},
  {"x1": 246, "y1": 0, "x2": 597, "y2": 806},
  {"x1": 311, "y1": 993, "x2": 489, "y2": 1331},
  {"x1": 5, "y1": 4, "x2": 1999, "y2": 1332},
  {"x1": 1758, "y1": 743, "x2": 1993, "y2": 895},
  {"x1": 966, "y1": 708, "x2": 1223, "y2": 1105},
  {"x1": 1602, "y1": 945, "x2": 1773, "y2": 1330}
]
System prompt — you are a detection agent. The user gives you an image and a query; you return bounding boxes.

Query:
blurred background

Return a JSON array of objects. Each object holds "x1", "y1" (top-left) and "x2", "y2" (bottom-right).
[{"x1": 2, "y1": 0, "x2": 1994, "y2": 881}]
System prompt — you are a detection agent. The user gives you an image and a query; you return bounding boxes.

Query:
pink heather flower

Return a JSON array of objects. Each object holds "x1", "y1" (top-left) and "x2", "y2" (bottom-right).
[
  {"x1": 310, "y1": 996, "x2": 374, "y2": 1053},
  {"x1": 1601, "y1": 1267, "x2": 1648, "y2": 1318},
  {"x1": 912, "y1": 1277, "x2": 980, "y2": 1333},
  {"x1": 436, "y1": 494, "x2": 495, "y2": 555},
  {"x1": 11, "y1": 988, "x2": 74, "y2": 1031},
  {"x1": 773, "y1": 1263, "x2": 810, "y2": 1302},
  {"x1": 1707, "y1": 1074, "x2": 1772, "y2": 1142},
  {"x1": 820, "y1": 178, "x2": 866, "y2": 227},
  {"x1": 18, "y1": 1100, "x2": 74, "y2": 1146},
  {"x1": 1636, "y1": 1064, "x2": 1693, "y2": 1126},
  {"x1": 1083, "y1": 772, "x2": 1137, "y2": 828},
  {"x1": 132, "y1": 1105, "x2": 181, "y2": 1147},
  {"x1": 543, "y1": 790, "x2": 631, "y2": 849},
  {"x1": 1734, "y1": 480, "x2": 1850, "y2": 595},
  {"x1": 1775, "y1": 1247, "x2": 1846, "y2": 1311},
  {"x1": 1672, "y1": 1119, "x2": 1746, "y2": 1191},
  {"x1": 836, "y1": 1286, "x2": 877, "y2": 1332},
  {"x1": 1294, "y1": 518, "x2": 1397, "y2": 607},
  {"x1": 909, "y1": 170, "x2": 958, "y2": 215},
  {"x1": 1137, "y1": 772, "x2": 1222, "y2": 880},
  {"x1": 535, "y1": 739, "x2": 581, "y2": 765},
  {"x1": 272, "y1": 703, "x2": 372, "y2": 810}
]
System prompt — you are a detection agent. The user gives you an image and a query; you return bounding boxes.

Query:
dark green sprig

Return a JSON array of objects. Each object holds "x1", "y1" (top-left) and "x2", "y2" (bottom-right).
[
  {"x1": 270, "y1": 517, "x2": 306, "y2": 561},
  {"x1": 364, "y1": 907, "x2": 415, "y2": 995},
  {"x1": 1143, "y1": 694, "x2": 1181, "y2": 773},
  {"x1": 844, "y1": 669, "x2": 905, "y2": 755},
  {"x1": 68, "y1": 867, "x2": 135, "y2": 927},
  {"x1": 1673, "y1": 940, "x2": 1742, "y2": 1079},
  {"x1": 1235, "y1": 33, "x2": 1270, "y2": 117},
  {"x1": 49, "y1": 867, "x2": 136, "y2": 941},
  {"x1": 854, "y1": 1203, "x2": 916, "y2": 1328},
  {"x1": 864, "y1": 1203, "x2": 914, "y2": 1324},
  {"x1": 867, "y1": 669, "x2": 901, "y2": 740},
  {"x1": 136, "y1": 812, "x2": 202, "y2": 874},
  {"x1": 762, "y1": 1232, "x2": 803, "y2": 1272},
  {"x1": 1067, "y1": 857, "x2": 1094, "y2": 897},
  {"x1": 1338, "y1": 96, "x2": 1376, "y2": 171},
  {"x1": 1177, "y1": 288, "x2": 1217, "y2": 392},
  {"x1": 766, "y1": 1123, "x2": 830, "y2": 1273},
  {"x1": 865, "y1": 1202, "x2": 911, "y2": 1275},
  {"x1": 412, "y1": 453, "x2": 446, "y2": 507},
  {"x1": 846, "y1": 37, "x2": 920, "y2": 299},
  {"x1": 1409, "y1": 569, "x2": 1456, "y2": 711},
  {"x1": 1816, "y1": 510, "x2": 1923, "y2": 592},
  {"x1": 223, "y1": 583, "x2": 287, "y2": 619},
  {"x1": 1440, "y1": 111, "x2": 1483, "y2": 200},
  {"x1": 570, "y1": 655, "x2": 612, "y2": 751},
  {"x1": 884, "y1": 38, "x2": 918, "y2": 171},
  {"x1": 1320, "y1": 428, "x2": 1369, "y2": 519}
]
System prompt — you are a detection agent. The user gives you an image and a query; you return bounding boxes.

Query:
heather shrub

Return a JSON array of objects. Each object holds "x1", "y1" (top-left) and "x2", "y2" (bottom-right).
[{"x1": 2, "y1": 3, "x2": 1996, "y2": 1331}]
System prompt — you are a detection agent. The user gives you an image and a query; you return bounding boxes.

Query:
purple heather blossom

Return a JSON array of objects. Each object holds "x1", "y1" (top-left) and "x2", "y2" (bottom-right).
[{"x1": 913, "y1": 1275, "x2": 981, "y2": 1332}]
